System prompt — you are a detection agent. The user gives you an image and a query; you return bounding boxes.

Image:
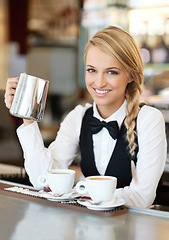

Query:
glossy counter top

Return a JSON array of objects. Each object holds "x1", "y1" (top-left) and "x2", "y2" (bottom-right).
[{"x1": 0, "y1": 180, "x2": 169, "y2": 240}]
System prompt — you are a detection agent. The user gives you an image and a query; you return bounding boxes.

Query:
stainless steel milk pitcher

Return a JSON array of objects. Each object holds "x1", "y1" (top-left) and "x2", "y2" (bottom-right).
[{"x1": 10, "y1": 73, "x2": 49, "y2": 122}]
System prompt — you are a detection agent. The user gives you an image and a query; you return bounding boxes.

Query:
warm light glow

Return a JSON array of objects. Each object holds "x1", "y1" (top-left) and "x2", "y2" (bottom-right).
[
  {"x1": 129, "y1": 0, "x2": 169, "y2": 8},
  {"x1": 129, "y1": 7, "x2": 169, "y2": 36}
]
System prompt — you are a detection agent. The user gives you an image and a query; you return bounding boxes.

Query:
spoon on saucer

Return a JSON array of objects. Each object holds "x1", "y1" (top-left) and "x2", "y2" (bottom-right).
[{"x1": 79, "y1": 199, "x2": 102, "y2": 205}]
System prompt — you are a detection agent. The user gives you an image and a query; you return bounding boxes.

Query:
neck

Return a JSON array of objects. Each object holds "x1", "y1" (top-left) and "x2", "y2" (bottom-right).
[{"x1": 96, "y1": 101, "x2": 125, "y2": 119}]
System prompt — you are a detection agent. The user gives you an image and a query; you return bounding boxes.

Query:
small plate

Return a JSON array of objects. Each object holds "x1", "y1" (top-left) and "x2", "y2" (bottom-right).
[
  {"x1": 77, "y1": 197, "x2": 125, "y2": 211},
  {"x1": 38, "y1": 189, "x2": 81, "y2": 202}
]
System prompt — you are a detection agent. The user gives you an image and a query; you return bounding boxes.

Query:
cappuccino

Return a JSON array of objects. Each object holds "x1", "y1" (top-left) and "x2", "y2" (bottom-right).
[
  {"x1": 89, "y1": 177, "x2": 112, "y2": 181},
  {"x1": 76, "y1": 175, "x2": 117, "y2": 202}
]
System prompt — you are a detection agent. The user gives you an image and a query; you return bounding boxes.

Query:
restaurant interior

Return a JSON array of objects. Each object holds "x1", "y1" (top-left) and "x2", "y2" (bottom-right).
[{"x1": 1, "y1": 0, "x2": 169, "y2": 206}]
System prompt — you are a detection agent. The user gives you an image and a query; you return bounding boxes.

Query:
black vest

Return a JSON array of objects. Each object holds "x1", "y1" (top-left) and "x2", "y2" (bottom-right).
[{"x1": 79, "y1": 107, "x2": 138, "y2": 188}]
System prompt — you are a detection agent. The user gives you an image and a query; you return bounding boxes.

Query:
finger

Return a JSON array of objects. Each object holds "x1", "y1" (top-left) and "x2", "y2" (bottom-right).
[
  {"x1": 7, "y1": 77, "x2": 19, "y2": 84},
  {"x1": 5, "y1": 90, "x2": 15, "y2": 103},
  {"x1": 4, "y1": 94, "x2": 14, "y2": 109},
  {"x1": 4, "y1": 78, "x2": 19, "y2": 109},
  {"x1": 6, "y1": 78, "x2": 19, "y2": 88},
  {"x1": 7, "y1": 77, "x2": 19, "y2": 82},
  {"x1": 5, "y1": 87, "x2": 15, "y2": 98},
  {"x1": 6, "y1": 78, "x2": 18, "y2": 94}
]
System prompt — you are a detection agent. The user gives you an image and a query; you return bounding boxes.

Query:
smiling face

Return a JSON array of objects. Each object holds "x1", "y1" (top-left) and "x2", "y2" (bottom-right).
[{"x1": 85, "y1": 45, "x2": 132, "y2": 118}]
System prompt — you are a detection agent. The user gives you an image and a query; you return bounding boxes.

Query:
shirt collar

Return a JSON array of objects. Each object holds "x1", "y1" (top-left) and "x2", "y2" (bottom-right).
[{"x1": 93, "y1": 100, "x2": 127, "y2": 127}]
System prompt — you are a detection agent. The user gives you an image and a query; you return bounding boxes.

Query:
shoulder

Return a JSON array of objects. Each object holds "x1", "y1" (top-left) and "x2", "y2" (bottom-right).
[
  {"x1": 59, "y1": 103, "x2": 92, "y2": 136},
  {"x1": 63, "y1": 103, "x2": 92, "y2": 122},
  {"x1": 138, "y1": 104, "x2": 164, "y2": 120},
  {"x1": 137, "y1": 104, "x2": 165, "y2": 132}
]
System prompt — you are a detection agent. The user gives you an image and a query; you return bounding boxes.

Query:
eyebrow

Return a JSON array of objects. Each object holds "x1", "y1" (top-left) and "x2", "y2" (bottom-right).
[
  {"x1": 86, "y1": 65, "x2": 95, "y2": 68},
  {"x1": 86, "y1": 65, "x2": 121, "y2": 71},
  {"x1": 106, "y1": 67, "x2": 121, "y2": 71}
]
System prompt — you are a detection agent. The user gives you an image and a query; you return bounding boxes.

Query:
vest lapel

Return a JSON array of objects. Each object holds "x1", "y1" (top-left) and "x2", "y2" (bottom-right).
[{"x1": 79, "y1": 107, "x2": 100, "y2": 177}]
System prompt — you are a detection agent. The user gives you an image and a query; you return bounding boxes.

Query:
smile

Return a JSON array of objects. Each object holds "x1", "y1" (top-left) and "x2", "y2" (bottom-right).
[{"x1": 94, "y1": 88, "x2": 111, "y2": 94}]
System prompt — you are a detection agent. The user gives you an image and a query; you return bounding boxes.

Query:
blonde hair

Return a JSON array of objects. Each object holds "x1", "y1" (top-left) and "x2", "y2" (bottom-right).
[{"x1": 84, "y1": 26, "x2": 143, "y2": 156}]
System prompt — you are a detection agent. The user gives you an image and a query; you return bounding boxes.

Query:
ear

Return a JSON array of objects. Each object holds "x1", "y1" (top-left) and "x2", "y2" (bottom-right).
[{"x1": 127, "y1": 78, "x2": 133, "y2": 84}]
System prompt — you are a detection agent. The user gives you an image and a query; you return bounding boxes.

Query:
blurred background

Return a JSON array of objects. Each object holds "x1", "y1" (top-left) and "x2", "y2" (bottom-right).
[{"x1": 1, "y1": 0, "x2": 169, "y2": 197}]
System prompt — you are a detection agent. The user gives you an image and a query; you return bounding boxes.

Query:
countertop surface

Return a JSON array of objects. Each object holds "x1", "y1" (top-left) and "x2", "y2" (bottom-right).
[{"x1": 0, "y1": 180, "x2": 169, "y2": 240}]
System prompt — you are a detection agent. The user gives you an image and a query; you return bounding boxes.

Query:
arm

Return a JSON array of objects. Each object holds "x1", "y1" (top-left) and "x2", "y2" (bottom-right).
[
  {"x1": 17, "y1": 104, "x2": 91, "y2": 188},
  {"x1": 4, "y1": 77, "x2": 89, "y2": 187},
  {"x1": 114, "y1": 106, "x2": 167, "y2": 208}
]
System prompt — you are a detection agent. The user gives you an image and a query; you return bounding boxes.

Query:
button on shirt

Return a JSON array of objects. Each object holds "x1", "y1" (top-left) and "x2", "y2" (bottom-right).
[{"x1": 17, "y1": 101, "x2": 167, "y2": 208}]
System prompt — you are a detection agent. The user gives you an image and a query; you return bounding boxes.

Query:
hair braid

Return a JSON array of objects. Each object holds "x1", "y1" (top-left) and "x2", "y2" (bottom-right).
[{"x1": 124, "y1": 78, "x2": 142, "y2": 156}]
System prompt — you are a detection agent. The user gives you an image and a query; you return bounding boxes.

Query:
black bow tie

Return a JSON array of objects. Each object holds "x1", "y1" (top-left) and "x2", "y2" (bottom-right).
[{"x1": 89, "y1": 116, "x2": 119, "y2": 140}]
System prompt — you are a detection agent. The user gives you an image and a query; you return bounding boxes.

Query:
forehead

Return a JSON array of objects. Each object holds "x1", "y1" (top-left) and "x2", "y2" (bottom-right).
[{"x1": 86, "y1": 45, "x2": 122, "y2": 69}]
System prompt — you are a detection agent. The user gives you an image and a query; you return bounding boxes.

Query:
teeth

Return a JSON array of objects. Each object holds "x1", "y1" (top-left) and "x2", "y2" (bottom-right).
[{"x1": 95, "y1": 89, "x2": 110, "y2": 94}]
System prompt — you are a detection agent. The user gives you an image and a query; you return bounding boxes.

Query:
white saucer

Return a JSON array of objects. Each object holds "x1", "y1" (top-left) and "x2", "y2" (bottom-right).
[
  {"x1": 77, "y1": 197, "x2": 125, "y2": 211},
  {"x1": 39, "y1": 189, "x2": 81, "y2": 202}
]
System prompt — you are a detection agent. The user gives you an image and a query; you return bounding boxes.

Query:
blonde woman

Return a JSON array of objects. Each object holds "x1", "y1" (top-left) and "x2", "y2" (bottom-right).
[{"x1": 5, "y1": 26, "x2": 167, "y2": 208}]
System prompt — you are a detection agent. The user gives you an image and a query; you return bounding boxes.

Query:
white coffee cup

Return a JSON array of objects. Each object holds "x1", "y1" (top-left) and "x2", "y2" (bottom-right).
[
  {"x1": 38, "y1": 169, "x2": 75, "y2": 195},
  {"x1": 76, "y1": 176, "x2": 117, "y2": 202}
]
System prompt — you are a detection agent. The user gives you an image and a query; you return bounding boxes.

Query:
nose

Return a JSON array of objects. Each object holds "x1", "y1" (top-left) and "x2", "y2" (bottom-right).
[{"x1": 95, "y1": 73, "x2": 107, "y2": 88}]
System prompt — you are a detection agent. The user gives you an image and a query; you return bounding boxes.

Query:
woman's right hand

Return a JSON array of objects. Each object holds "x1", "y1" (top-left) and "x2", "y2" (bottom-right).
[
  {"x1": 4, "y1": 77, "x2": 34, "y2": 126},
  {"x1": 4, "y1": 77, "x2": 19, "y2": 109}
]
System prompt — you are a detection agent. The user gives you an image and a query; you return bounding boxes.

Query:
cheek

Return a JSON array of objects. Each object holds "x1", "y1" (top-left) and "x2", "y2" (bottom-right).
[
  {"x1": 109, "y1": 79, "x2": 128, "y2": 92},
  {"x1": 85, "y1": 74, "x2": 93, "y2": 86},
  {"x1": 108, "y1": 78, "x2": 121, "y2": 88},
  {"x1": 85, "y1": 77, "x2": 91, "y2": 92}
]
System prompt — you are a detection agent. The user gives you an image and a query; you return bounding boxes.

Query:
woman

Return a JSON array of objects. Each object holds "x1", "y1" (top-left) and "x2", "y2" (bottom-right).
[{"x1": 5, "y1": 26, "x2": 167, "y2": 208}]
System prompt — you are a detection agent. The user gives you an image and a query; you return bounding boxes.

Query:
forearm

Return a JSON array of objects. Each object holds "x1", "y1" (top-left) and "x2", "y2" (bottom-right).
[
  {"x1": 17, "y1": 120, "x2": 80, "y2": 188},
  {"x1": 24, "y1": 149, "x2": 54, "y2": 188},
  {"x1": 115, "y1": 187, "x2": 148, "y2": 208},
  {"x1": 17, "y1": 122, "x2": 54, "y2": 188}
]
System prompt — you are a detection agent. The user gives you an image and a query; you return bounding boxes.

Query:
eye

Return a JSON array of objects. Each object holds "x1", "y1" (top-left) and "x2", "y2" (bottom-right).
[
  {"x1": 86, "y1": 68, "x2": 96, "y2": 73},
  {"x1": 107, "y1": 70, "x2": 118, "y2": 75}
]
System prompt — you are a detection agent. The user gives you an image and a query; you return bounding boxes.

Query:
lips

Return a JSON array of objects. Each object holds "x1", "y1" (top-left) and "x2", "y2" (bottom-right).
[{"x1": 93, "y1": 88, "x2": 111, "y2": 95}]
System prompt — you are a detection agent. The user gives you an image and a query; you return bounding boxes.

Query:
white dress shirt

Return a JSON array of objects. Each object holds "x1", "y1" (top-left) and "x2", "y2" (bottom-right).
[{"x1": 17, "y1": 101, "x2": 167, "y2": 208}]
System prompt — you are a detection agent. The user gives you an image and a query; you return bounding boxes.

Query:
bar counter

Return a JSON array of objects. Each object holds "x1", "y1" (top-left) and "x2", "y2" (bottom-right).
[{"x1": 0, "y1": 180, "x2": 169, "y2": 240}]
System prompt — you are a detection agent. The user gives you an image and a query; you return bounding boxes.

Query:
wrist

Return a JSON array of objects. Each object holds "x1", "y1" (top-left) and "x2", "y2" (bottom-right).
[{"x1": 23, "y1": 119, "x2": 34, "y2": 126}]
